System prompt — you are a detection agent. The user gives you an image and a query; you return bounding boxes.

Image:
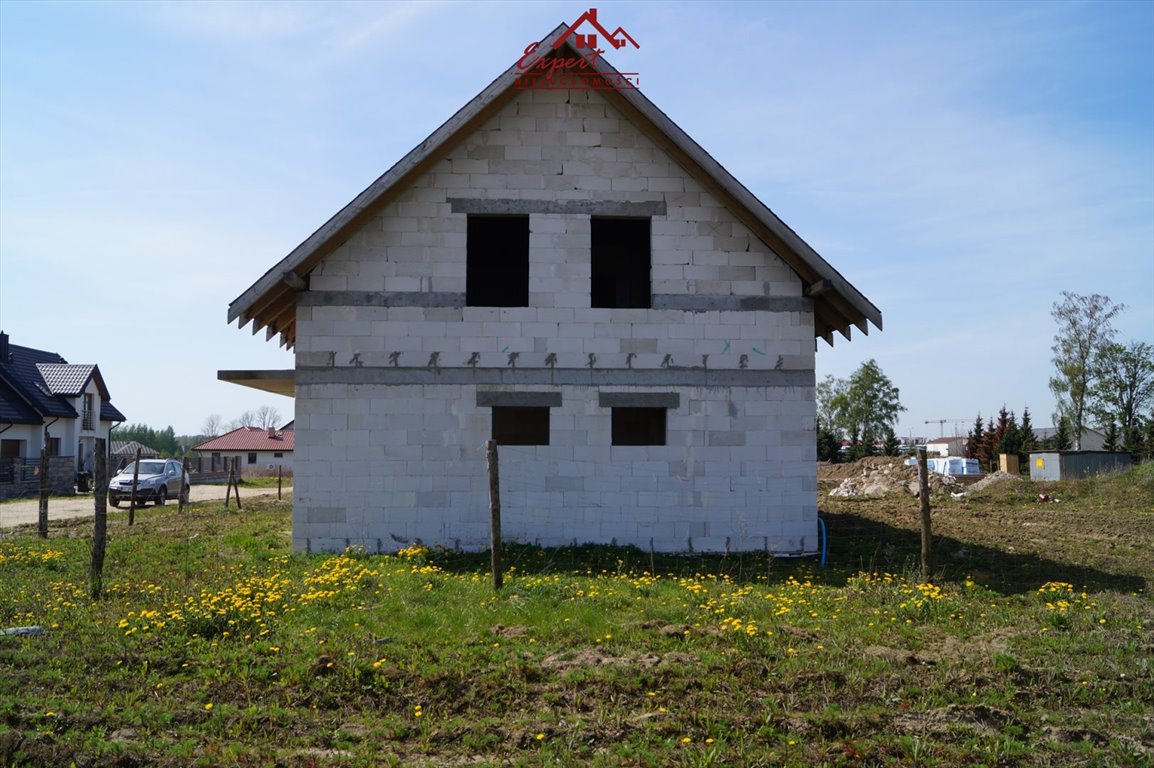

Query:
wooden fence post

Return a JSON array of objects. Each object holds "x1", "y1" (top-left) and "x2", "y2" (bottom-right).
[
  {"x1": 91, "y1": 443, "x2": 108, "y2": 599},
  {"x1": 38, "y1": 446, "x2": 49, "y2": 538},
  {"x1": 178, "y1": 456, "x2": 190, "y2": 514},
  {"x1": 487, "y1": 439, "x2": 503, "y2": 591},
  {"x1": 917, "y1": 447, "x2": 932, "y2": 581},
  {"x1": 128, "y1": 447, "x2": 141, "y2": 526},
  {"x1": 277, "y1": 464, "x2": 282, "y2": 501},
  {"x1": 225, "y1": 466, "x2": 235, "y2": 508}
]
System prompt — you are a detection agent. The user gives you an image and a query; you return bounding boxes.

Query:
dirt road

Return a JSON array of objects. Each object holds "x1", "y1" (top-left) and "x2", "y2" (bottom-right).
[{"x1": 0, "y1": 485, "x2": 291, "y2": 530}]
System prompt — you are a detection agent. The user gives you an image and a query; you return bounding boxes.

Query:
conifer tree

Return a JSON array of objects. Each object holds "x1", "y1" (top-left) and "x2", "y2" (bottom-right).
[
  {"x1": 965, "y1": 414, "x2": 984, "y2": 459},
  {"x1": 883, "y1": 426, "x2": 901, "y2": 456}
]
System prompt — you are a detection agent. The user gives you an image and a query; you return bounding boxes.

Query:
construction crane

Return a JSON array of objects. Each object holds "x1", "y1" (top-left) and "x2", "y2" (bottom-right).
[{"x1": 924, "y1": 419, "x2": 968, "y2": 438}]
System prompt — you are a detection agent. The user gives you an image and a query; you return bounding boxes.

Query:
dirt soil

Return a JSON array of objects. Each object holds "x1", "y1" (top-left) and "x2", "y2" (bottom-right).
[
  {"x1": 819, "y1": 456, "x2": 961, "y2": 497},
  {"x1": 819, "y1": 460, "x2": 1153, "y2": 591}
]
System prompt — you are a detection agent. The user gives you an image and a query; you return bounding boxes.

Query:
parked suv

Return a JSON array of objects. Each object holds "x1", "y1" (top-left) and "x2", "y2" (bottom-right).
[{"x1": 109, "y1": 459, "x2": 190, "y2": 507}]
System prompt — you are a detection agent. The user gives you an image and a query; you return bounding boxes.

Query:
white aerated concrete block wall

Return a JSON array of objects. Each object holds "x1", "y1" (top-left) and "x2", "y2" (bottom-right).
[
  {"x1": 293, "y1": 383, "x2": 816, "y2": 555},
  {"x1": 290, "y1": 85, "x2": 821, "y2": 555}
]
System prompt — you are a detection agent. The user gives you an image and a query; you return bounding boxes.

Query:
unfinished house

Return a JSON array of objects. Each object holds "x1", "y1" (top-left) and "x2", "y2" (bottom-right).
[{"x1": 223, "y1": 24, "x2": 881, "y2": 555}]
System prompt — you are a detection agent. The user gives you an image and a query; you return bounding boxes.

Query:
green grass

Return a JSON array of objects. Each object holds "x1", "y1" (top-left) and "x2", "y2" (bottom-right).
[{"x1": 1, "y1": 467, "x2": 1152, "y2": 767}]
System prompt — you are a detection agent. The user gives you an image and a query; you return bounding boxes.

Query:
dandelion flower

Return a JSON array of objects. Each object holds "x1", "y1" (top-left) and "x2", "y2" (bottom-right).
[{"x1": 204, "y1": 703, "x2": 214, "y2": 711}]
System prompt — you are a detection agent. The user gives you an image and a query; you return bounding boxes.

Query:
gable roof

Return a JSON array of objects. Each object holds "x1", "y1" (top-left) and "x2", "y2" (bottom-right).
[
  {"x1": 228, "y1": 23, "x2": 882, "y2": 349},
  {"x1": 0, "y1": 343, "x2": 78, "y2": 420},
  {"x1": 0, "y1": 338, "x2": 124, "y2": 425},
  {"x1": 193, "y1": 426, "x2": 295, "y2": 453},
  {"x1": 36, "y1": 363, "x2": 101, "y2": 397},
  {"x1": 110, "y1": 440, "x2": 160, "y2": 458}
]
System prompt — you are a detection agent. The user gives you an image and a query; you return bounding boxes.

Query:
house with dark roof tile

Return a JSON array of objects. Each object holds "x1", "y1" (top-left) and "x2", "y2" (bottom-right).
[{"x1": 0, "y1": 331, "x2": 126, "y2": 496}]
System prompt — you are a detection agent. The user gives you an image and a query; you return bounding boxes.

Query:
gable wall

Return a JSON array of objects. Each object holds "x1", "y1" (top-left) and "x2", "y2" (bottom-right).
[{"x1": 288, "y1": 86, "x2": 818, "y2": 555}]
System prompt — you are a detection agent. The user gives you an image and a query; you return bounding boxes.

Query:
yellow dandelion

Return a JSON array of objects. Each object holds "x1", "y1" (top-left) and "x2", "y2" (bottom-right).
[{"x1": 204, "y1": 703, "x2": 214, "y2": 711}]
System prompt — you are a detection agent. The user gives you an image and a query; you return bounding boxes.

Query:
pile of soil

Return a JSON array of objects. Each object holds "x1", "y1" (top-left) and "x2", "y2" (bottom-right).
[
  {"x1": 967, "y1": 471, "x2": 1024, "y2": 493},
  {"x1": 819, "y1": 456, "x2": 959, "y2": 497}
]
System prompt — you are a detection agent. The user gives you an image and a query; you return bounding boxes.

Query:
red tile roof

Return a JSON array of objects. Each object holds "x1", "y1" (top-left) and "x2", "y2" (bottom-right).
[{"x1": 193, "y1": 426, "x2": 294, "y2": 452}]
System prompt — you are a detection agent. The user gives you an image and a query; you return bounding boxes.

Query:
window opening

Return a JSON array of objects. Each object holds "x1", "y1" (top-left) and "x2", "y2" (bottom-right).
[
  {"x1": 611, "y1": 407, "x2": 666, "y2": 446},
  {"x1": 492, "y1": 406, "x2": 550, "y2": 446},
  {"x1": 467, "y1": 215, "x2": 530, "y2": 307},
  {"x1": 591, "y1": 217, "x2": 650, "y2": 308}
]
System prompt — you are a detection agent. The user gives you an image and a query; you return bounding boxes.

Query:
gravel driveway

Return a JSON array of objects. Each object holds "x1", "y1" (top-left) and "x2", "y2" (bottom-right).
[{"x1": 0, "y1": 484, "x2": 291, "y2": 530}]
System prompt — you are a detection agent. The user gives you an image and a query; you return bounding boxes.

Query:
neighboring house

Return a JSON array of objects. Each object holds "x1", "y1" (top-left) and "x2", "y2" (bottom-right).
[
  {"x1": 925, "y1": 436, "x2": 966, "y2": 457},
  {"x1": 193, "y1": 426, "x2": 294, "y2": 474},
  {"x1": 109, "y1": 440, "x2": 160, "y2": 470},
  {"x1": 1033, "y1": 427, "x2": 1106, "y2": 452},
  {"x1": 0, "y1": 331, "x2": 126, "y2": 497},
  {"x1": 220, "y1": 24, "x2": 881, "y2": 555}
]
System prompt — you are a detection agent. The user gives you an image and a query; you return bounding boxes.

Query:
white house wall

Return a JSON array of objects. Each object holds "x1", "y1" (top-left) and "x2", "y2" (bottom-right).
[{"x1": 291, "y1": 86, "x2": 817, "y2": 554}]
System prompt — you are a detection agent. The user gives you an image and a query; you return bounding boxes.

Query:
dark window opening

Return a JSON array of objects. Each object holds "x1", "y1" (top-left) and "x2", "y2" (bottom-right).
[
  {"x1": 591, "y1": 217, "x2": 650, "y2": 308},
  {"x1": 612, "y1": 407, "x2": 666, "y2": 446},
  {"x1": 274, "y1": 452, "x2": 283, "y2": 458},
  {"x1": 467, "y1": 215, "x2": 530, "y2": 307},
  {"x1": 47, "y1": 437, "x2": 61, "y2": 456},
  {"x1": 492, "y1": 406, "x2": 550, "y2": 446},
  {"x1": 247, "y1": 452, "x2": 257, "y2": 465}
]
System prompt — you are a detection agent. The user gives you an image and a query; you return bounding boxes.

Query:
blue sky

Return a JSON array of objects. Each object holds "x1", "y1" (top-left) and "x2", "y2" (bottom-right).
[{"x1": 1, "y1": 1, "x2": 1151, "y2": 439}]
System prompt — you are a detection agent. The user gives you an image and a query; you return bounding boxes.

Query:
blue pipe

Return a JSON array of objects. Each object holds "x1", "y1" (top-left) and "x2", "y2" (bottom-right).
[{"x1": 817, "y1": 516, "x2": 828, "y2": 567}]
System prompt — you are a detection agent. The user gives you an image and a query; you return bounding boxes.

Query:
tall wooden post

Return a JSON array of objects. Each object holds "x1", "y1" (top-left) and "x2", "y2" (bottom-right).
[
  {"x1": 91, "y1": 443, "x2": 108, "y2": 599},
  {"x1": 128, "y1": 447, "x2": 142, "y2": 526},
  {"x1": 38, "y1": 446, "x2": 49, "y2": 538},
  {"x1": 487, "y1": 439, "x2": 503, "y2": 591},
  {"x1": 277, "y1": 464, "x2": 283, "y2": 500},
  {"x1": 917, "y1": 447, "x2": 932, "y2": 581},
  {"x1": 226, "y1": 466, "x2": 235, "y2": 507},
  {"x1": 178, "y1": 456, "x2": 190, "y2": 514}
]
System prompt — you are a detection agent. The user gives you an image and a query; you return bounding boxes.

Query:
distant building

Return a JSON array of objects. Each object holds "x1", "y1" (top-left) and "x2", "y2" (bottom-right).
[
  {"x1": 193, "y1": 426, "x2": 294, "y2": 474},
  {"x1": 1033, "y1": 427, "x2": 1106, "y2": 452},
  {"x1": 925, "y1": 436, "x2": 966, "y2": 457}
]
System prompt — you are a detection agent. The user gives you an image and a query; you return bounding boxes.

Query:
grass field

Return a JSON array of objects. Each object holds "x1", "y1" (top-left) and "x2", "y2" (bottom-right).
[{"x1": 1, "y1": 465, "x2": 1151, "y2": 767}]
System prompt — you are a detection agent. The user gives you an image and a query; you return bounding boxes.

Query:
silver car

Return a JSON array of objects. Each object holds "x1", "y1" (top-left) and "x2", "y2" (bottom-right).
[{"x1": 109, "y1": 459, "x2": 190, "y2": 507}]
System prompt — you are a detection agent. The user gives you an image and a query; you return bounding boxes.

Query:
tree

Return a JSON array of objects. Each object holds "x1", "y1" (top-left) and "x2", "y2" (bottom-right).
[
  {"x1": 1088, "y1": 340, "x2": 1154, "y2": 453},
  {"x1": 1101, "y1": 420, "x2": 1119, "y2": 452},
  {"x1": 882, "y1": 426, "x2": 901, "y2": 456},
  {"x1": 816, "y1": 375, "x2": 847, "y2": 441},
  {"x1": 964, "y1": 413, "x2": 984, "y2": 460},
  {"x1": 201, "y1": 414, "x2": 223, "y2": 437},
  {"x1": 816, "y1": 417, "x2": 842, "y2": 462},
  {"x1": 1049, "y1": 292, "x2": 1125, "y2": 449},
  {"x1": 828, "y1": 359, "x2": 906, "y2": 458},
  {"x1": 1017, "y1": 407, "x2": 1036, "y2": 467},
  {"x1": 1051, "y1": 416, "x2": 1073, "y2": 451},
  {"x1": 228, "y1": 410, "x2": 257, "y2": 430},
  {"x1": 255, "y1": 405, "x2": 282, "y2": 430}
]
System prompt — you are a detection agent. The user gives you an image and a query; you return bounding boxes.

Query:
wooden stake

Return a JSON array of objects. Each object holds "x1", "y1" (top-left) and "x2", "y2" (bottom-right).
[
  {"x1": 91, "y1": 442, "x2": 108, "y2": 599},
  {"x1": 178, "y1": 456, "x2": 190, "y2": 514},
  {"x1": 917, "y1": 447, "x2": 932, "y2": 581},
  {"x1": 128, "y1": 447, "x2": 141, "y2": 526},
  {"x1": 487, "y1": 439, "x2": 502, "y2": 591},
  {"x1": 38, "y1": 446, "x2": 49, "y2": 538},
  {"x1": 226, "y1": 466, "x2": 236, "y2": 508},
  {"x1": 277, "y1": 464, "x2": 283, "y2": 500}
]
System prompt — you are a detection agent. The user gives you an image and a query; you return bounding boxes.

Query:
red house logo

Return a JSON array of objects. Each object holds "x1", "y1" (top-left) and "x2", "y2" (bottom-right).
[
  {"x1": 554, "y1": 8, "x2": 639, "y2": 52},
  {"x1": 516, "y1": 8, "x2": 640, "y2": 91}
]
